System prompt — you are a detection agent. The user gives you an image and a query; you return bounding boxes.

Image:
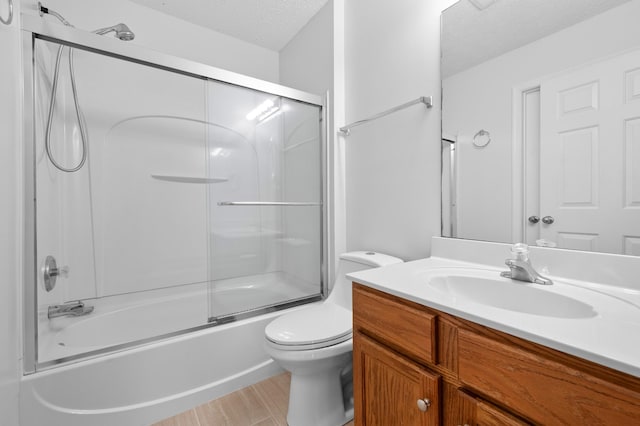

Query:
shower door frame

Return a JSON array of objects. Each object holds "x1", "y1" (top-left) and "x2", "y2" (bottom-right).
[{"x1": 21, "y1": 15, "x2": 329, "y2": 373}]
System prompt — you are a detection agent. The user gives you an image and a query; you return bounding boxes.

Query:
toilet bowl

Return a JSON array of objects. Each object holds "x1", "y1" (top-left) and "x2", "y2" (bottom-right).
[{"x1": 264, "y1": 251, "x2": 403, "y2": 426}]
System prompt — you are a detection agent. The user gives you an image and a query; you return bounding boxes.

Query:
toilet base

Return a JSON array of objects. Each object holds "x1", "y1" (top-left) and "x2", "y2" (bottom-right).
[
  {"x1": 265, "y1": 339, "x2": 353, "y2": 426},
  {"x1": 287, "y1": 357, "x2": 353, "y2": 426}
]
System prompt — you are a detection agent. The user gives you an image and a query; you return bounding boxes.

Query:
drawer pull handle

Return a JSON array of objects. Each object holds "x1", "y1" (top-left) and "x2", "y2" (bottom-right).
[{"x1": 417, "y1": 398, "x2": 431, "y2": 412}]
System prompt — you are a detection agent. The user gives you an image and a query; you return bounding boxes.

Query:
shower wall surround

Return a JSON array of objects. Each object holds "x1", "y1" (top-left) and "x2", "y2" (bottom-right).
[{"x1": 34, "y1": 38, "x2": 209, "y2": 303}]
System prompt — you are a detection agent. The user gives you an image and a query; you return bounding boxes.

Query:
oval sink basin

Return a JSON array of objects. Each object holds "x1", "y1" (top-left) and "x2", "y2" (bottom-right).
[{"x1": 425, "y1": 272, "x2": 598, "y2": 319}]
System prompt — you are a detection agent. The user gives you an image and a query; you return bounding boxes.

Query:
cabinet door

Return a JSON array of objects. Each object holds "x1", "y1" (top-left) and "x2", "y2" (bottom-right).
[
  {"x1": 450, "y1": 388, "x2": 531, "y2": 426},
  {"x1": 354, "y1": 332, "x2": 440, "y2": 426}
]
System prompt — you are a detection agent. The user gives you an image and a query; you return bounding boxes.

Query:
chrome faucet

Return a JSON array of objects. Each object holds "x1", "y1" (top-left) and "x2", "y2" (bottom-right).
[
  {"x1": 500, "y1": 243, "x2": 553, "y2": 285},
  {"x1": 48, "y1": 300, "x2": 94, "y2": 319}
]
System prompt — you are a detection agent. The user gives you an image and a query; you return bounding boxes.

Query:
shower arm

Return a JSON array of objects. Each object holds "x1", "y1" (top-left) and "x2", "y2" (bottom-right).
[{"x1": 38, "y1": 2, "x2": 73, "y2": 27}]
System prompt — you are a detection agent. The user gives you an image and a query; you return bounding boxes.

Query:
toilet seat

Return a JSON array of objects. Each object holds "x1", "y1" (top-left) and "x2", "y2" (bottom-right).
[{"x1": 265, "y1": 304, "x2": 352, "y2": 351}]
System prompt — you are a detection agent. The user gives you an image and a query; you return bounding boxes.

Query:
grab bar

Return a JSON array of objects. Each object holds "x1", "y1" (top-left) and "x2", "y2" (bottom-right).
[
  {"x1": 338, "y1": 95, "x2": 432, "y2": 136},
  {"x1": 0, "y1": 0, "x2": 13, "y2": 25},
  {"x1": 218, "y1": 201, "x2": 321, "y2": 206}
]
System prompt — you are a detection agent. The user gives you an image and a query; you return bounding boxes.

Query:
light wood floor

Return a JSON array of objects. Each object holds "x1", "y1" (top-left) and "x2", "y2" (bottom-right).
[{"x1": 153, "y1": 372, "x2": 355, "y2": 426}]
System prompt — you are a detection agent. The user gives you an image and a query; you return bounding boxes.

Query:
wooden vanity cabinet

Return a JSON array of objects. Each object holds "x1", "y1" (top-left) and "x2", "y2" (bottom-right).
[{"x1": 352, "y1": 283, "x2": 640, "y2": 426}]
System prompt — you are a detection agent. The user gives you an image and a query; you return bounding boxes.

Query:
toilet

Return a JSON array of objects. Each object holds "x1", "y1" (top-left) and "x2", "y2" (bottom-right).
[{"x1": 264, "y1": 251, "x2": 403, "y2": 426}]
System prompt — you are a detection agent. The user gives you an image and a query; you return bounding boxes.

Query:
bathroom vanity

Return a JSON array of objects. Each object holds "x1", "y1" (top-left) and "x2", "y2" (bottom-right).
[
  {"x1": 352, "y1": 283, "x2": 640, "y2": 425},
  {"x1": 348, "y1": 239, "x2": 640, "y2": 425}
]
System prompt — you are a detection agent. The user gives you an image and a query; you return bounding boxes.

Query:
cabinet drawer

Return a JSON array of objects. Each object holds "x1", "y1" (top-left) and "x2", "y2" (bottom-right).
[
  {"x1": 353, "y1": 284, "x2": 436, "y2": 364},
  {"x1": 458, "y1": 329, "x2": 640, "y2": 424}
]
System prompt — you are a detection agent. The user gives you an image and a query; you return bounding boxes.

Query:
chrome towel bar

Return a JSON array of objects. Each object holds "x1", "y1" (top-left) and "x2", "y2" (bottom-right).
[
  {"x1": 338, "y1": 95, "x2": 432, "y2": 136},
  {"x1": 0, "y1": 0, "x2": 13, "y2": 25},
  {"x1": 218, "y1": 201, "x2": 322, "y2": 206}
]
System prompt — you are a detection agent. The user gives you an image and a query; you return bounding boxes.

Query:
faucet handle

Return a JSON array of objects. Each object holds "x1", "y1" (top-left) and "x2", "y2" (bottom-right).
[{"x1": 510, "y1": 243, "x2": 530, "y2": 261}]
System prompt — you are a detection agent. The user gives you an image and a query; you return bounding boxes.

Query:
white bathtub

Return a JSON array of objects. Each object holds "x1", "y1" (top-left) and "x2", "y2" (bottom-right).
[
  {"x1": 22, "y1": 274, "x2": 320, "y2": 426},
  {"x1": 20, "y1": 304, "x2": 319, "y2": 426}
]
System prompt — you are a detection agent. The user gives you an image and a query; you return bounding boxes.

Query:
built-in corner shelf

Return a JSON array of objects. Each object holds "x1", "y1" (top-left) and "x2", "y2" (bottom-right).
[{"x1": 151, "y1": 174, "x2": 228, "y2": 184}]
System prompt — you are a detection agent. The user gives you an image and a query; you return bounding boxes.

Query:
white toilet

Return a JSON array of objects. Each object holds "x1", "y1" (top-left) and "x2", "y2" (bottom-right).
[{"x1": 264, "y1": 251, "x2": 403, "y2": 426}]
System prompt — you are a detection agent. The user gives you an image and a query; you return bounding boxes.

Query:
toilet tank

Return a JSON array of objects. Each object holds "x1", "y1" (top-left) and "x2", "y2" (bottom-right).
[{"x1": 327, "y1": 251, "x2": 403, "y2": 309}]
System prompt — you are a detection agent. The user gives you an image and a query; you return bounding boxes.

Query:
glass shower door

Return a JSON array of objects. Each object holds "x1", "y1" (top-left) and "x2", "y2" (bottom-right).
[
  {"x1": 32, "y1": 37, "x2": 210, "y2": 364},
  {"x1": 27, "y1": 32, "x2": 325, "y2": 369},
  {"x1": 206, "y1": 81, "x2": 324, "y2": 322}
]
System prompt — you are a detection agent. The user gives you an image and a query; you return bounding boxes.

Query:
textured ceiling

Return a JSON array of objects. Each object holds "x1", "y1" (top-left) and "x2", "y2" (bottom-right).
[
  {"x1": 442, "y1": 0, "x2": 632, "y2": 77},
  {"x1": 131, "y1": 0, "x2": 329, "y2": 51}
]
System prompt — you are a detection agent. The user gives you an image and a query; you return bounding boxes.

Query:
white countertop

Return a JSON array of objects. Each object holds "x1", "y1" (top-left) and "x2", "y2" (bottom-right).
[{"x1": 348, "y1": 256, "x2": 640, "y2": 378}]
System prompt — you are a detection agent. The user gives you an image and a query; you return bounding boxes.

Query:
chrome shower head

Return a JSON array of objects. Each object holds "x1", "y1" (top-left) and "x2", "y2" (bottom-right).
[
  {"x1": 93, "y1": 23, "x2": 135, "y2": 41},
  {"x1": 114, "y1": 23, "x2": 135, "y2": 41},
  {"x1": 39, "y1": 3, "x2": 136, "y2": 41}
]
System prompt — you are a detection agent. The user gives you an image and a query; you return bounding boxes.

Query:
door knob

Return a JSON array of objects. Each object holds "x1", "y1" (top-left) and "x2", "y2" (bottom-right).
[
  {"x1": 542, "y1": 216, "x2": 555, "y2": 224},
  {"x1": 528, "y1": 215, "x2": 540, "y2": 224},
  {"x1": 417, "y1": 398, "x2": 431, "y2": 412}
]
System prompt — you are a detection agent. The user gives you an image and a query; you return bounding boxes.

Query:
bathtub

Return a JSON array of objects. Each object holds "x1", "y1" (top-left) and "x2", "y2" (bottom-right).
[
  {"x1": 20, "y1": 304, "x2": 319, "y2": 426},
  {"x1": 37, "y1": 272, "x2": 317, "y2": 363},
  {"x1": 22, "y1": 274, "x2": 320, "y2": 426}
]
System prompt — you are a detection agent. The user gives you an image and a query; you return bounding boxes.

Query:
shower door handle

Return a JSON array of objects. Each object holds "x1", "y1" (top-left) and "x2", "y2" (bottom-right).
[{"x1": 218, "y1": 201, "x2": 322, "y2": 206}]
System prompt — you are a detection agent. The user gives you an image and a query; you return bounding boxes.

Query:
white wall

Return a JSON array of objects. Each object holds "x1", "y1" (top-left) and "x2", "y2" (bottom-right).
[
  {"x1": 443, "y1": 0, "x2": 640, "y2": 243},
  {"x1": 21, "y1": 0, "x2": 280, "y2": 82},
  {"x1": 0, "y1": 0, "x2": 22, "y2": 423},
  {"x1": 279, "y1": 1, "x2": 334, "y2": 95},
  {"x1": 343, "y1": 0, "x2": 453, "y2": 261},
  {"x1": 279, "y1": 0, "x2": 346, "y2": 284}
]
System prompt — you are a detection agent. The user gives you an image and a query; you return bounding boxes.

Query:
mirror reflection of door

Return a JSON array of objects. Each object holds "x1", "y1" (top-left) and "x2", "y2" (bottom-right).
[
  {"x1": 442, "y1": 0, "x2": 640, "y2": 256},
  {"x1": 535, "y1": 49, "x2": 640, "y2": 255},
  {"x1": 523, "y1": 88, "x2": 540, "y2": 246}
]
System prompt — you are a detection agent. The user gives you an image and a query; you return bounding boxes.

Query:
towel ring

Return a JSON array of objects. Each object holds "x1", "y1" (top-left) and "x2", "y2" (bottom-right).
[
  {"x1": 0, "y1": 0, "x2": 13, "y2": 26},
  {"x1": 472, "y1": 129, "x2": 491, "y2": 148}
]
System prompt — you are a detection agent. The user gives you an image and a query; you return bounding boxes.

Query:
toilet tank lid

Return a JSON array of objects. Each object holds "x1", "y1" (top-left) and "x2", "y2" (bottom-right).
[{"x1": 339, "y1": 251, "x2": 403, "y2": 267}]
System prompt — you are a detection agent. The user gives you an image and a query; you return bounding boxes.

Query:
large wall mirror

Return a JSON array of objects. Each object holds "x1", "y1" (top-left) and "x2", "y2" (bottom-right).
[{"x1": 441, "y1": 0, "x2": 640, "y2": 256}]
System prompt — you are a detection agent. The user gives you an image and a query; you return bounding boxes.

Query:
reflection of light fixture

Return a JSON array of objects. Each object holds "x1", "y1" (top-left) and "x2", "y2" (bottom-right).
[
  {"x1": 246, "y1": 99, "x2": 273, "y2": 120},
  {"x1": 468, "y1": 0, "x2": 498, "y2": 10},
  {"x1": 257, "y1": 106, "x2": 280, "y2": 122},
  {"x1": 246, "y1": 99, "x2": 275, "y2": 120}
]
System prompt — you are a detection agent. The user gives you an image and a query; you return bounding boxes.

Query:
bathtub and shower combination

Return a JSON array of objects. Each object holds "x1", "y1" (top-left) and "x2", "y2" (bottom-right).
[{"x1": 21, "y1": 11, "x2": 327, "y2": 426}]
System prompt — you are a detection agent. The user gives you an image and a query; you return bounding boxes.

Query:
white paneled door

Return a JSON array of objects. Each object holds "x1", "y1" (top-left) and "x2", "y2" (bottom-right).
[{"x1": 539, "y1": 49, "x2": 640, "y2": 255}]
